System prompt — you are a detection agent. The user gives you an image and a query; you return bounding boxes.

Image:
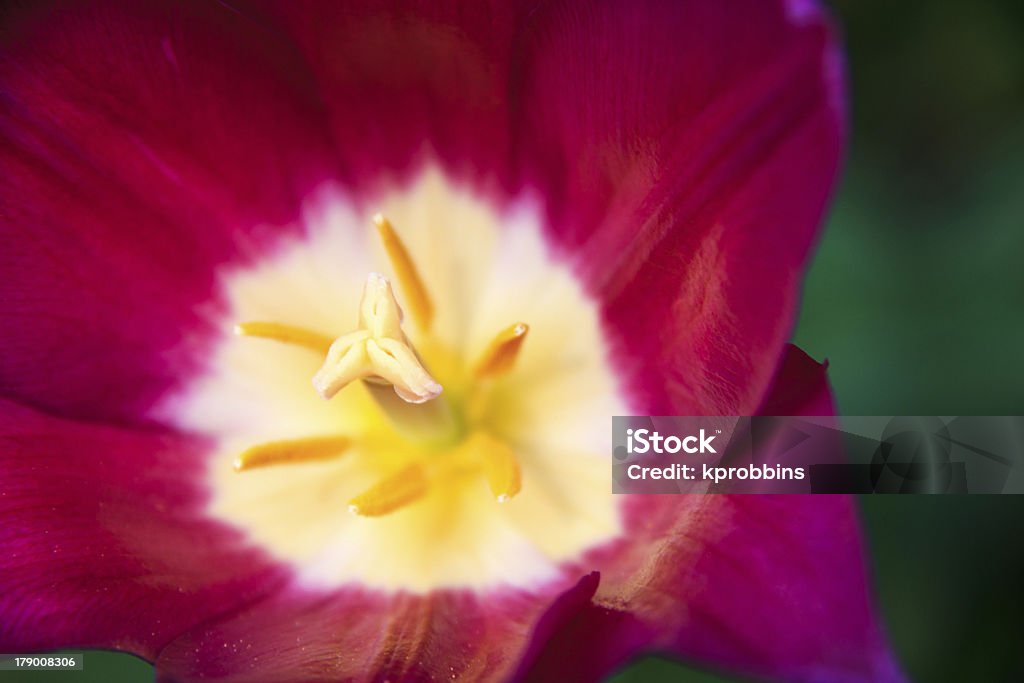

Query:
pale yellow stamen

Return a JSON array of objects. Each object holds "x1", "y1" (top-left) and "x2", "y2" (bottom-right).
[
  {"x1": 233, "y1": 321, "x2": 333, "y2": 354},
  {"x1": 373, "y1": 214, "x2": 434, "y2": 332},
  {"x1": 312, "y1": 274, "x2": 442, "y2": 403},
  {"x1": 348, "y1": 464, "x2": 429, "y2": 517},
  {"x1": 233, "y1": 435, "x2": 351, "y2": 471},
  {"x1": 474, "y1": 323, "x2": 530, "y2": 378},
  {"x1": 468, "y1": 432, "x2": 522, "y2": 502}
]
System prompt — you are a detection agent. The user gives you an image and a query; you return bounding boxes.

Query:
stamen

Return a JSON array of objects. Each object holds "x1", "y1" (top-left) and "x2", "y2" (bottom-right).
[
  {"x1": 313, "y1": 274, "x2": 442, "y2": 403},
  {"x1": 234, "y1": 435, "x2": 351, "y2": 472},
  {"x1": 233, "y1": 322, "x2": 333, "y2": 354},
  {"x1": 469, "y1": 432, "x2": 522, "y2": 502},
  {"x1": 373, "y1": 214, "x2": 434, "y2": 332},
  {"x1": 473, "y1": 323, "x2": 529, "y2": 378},
  {"x1": 348, "y1": 464, "x2": 429, "y2": 517}
]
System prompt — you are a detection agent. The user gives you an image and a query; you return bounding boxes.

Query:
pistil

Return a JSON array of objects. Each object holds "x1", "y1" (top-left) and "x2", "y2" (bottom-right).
[{"x1": 313, "y1": 273, "x2": 442, "y2": 403}]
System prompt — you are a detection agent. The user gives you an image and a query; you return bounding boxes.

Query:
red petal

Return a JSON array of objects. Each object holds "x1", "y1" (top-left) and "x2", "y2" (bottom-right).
[
  {"x1": 511, "y1": 573, "x2": 654, "y2": 682},
  {"x1": 544, "y1": 349, "x2": 904, "y2": 683},
  {"x1": 153, "y1": 582, "x2": 588, "y2": 682},
  {"x1": 0, "y1": 0, "x2": 342, "y2": 424},
  {"x1": 511, "y1": 0, "x2": 846, "y2": 416},
  {"x1": 250, "y1": 0, "x2": 536, "y2": 197},
  {"x1": 0, "y1": 399, "x2": 285, "y2": 659}
]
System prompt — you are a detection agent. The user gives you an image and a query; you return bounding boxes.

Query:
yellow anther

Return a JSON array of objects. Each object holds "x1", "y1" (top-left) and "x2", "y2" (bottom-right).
[
  {"x1": 233, "y1": 435, "x2": 351, "y2": 472},
  {"x1": 466, "y1": 432, "x2": 522, "y2": 502},
  {"x1": 374, "y1": 214, "x2": 434, "y2": 332},
  {"x1": 473, "y1": 323, "x2": 529, "y2": 378},
  {"x1": 313, "y1": 273, "x2": 442, "y2": 403},
  {"x1": 348, "y1": 464, "x2": 429, "y2": 517},
  {"x1": 233, "y1": 322, "x2": 333, "y2": 354}
]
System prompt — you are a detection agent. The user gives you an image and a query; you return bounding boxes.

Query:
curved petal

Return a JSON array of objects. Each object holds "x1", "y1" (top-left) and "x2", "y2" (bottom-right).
[
  {"x1": 0, "y1": 0, "x2": 342, "y2": 424},
  {"x1": 758, "y1": 343, "x2": 836, "y2": 417},
  {"x1": 153, "y1": 579, "x2": 589, "y2": 682},
  {"x1": 510, "y1": 0, "x2": 846, "y2": 416},
  {"x1": 521, "y1": 349, "x2": 904, "y2": 683},
  {"x1": 510, "y1": 572, "x2": 654, "y2": 683},
  {"x1": 0, "y1": 398, "x2": 286, "y2": 660}
]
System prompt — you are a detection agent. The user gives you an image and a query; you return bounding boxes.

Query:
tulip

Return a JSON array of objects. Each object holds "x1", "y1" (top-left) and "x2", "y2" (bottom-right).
[{"x1": 0, "y1": 1, "x2": 903, "y2": 681}]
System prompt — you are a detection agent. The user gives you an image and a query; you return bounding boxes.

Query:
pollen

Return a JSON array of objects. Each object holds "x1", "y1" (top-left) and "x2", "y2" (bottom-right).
[
  {"x1": 233, "y1": 435, "x2": 351, "y2": 471},
  {"x1": 466, "y1": 431, "x2": 522, "y2": 502},
  {"x1": 373, "y1": 213, "x2": 434, "y2": 332},
  {"x1": 233, "y1": 321, "x2": 333, "y2": 353},
  {"x1": 347, "y1": 464, "x2": 429, "y2": 517},
  {"x1": 473, "y1": 323, "x2": 529, "y2": 378}
]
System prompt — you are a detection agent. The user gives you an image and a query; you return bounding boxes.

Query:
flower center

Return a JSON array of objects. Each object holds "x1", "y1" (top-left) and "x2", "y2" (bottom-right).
[
  {"x1": 162, "y1": 168, "x2": 625, "y2": 592},
  {"x1": 230, "y1": 215, "x2": 530, "y2": 514}
]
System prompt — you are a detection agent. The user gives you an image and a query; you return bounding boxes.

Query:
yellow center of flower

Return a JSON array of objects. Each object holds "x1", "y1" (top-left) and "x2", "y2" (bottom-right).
[
  {"x1": 162, "y1": 169, "x2": 626, "y2": 592},
  {"x1": 233, "y1": 252, "x2": 528, "y2": 512}
]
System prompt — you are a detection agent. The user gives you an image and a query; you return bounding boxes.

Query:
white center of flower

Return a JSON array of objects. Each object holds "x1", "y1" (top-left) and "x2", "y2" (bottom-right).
[{"x1": 161, "y1": 168, "x2": 626, "y2": 592}]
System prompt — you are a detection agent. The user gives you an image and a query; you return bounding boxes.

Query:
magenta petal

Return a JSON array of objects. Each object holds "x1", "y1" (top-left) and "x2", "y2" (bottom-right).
[
  {"x1": 0, "y1": 399, "x2": 285, "y2": 659},
  {"x1": 564, "y1": 349, "x2": 904, "y2": 682},
  {"x1": 538, "y1": 499, "x2": 903, "y2": 683},
  {"x1": 659, "y1": 495, "x2": 902, "y2": 683},
  {"x1": 511, "y1": 573, "x2": 654, "y2": 683},
  {"x1": 251, "y1": 0, "x2": 537, "y2": 196},
  {"x1": 512, "y1": 0, "x2": 845, "y2": 416},
  {"x1": 0, "y1": 0, "x2": 342, "y2": 424},
  {"x1": 152, "y1": 582, "x2": 595, "y2": 682}
]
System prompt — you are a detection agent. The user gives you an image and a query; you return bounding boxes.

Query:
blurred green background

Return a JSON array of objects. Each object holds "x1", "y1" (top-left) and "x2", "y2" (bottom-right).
[{"x1": 8, "y1": 0, "x2": 1024, "y2": 681}]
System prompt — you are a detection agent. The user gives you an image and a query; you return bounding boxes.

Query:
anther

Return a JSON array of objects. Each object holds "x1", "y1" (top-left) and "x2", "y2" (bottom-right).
[
  {"x1": 347, "y1": 464, "x2": 429, "y2": 517},
  {"x1": 233, "y1": 322, "x2": 334, "y2": 354},
  {"x1": 473, "y1": 323, "x2": 529, "y2": 378},
  {"x1": 234, "y1": 435, "x2": 351, "y2": 471},
  {"x1": 373, "y1": 214, "x2": 434, "y2": 332}
]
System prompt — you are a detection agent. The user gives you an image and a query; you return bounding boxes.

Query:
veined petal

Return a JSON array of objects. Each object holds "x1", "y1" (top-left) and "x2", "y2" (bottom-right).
[
  {"x1": 0, "y1": 0, "x2": 342, "y2": 425},
  {"x1": 153, "y1": 580, "x2": 589, "y2": 682},
  {"x1": 0, "y1": 398, "x2": 285, "y2": 659},
  {"x1": 512, "y1": 0, "x2": 846, "y2": 416},
  {"x1": 523, "y1": 349, "x2": 904, "y2": 683}
]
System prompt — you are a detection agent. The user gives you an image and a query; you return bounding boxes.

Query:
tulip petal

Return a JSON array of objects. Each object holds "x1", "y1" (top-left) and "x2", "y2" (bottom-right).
[
  {"x1": 517, "y1": 348, "x2": 904, "y2": 683},
  {"x1": 0, "y1": 398, "x2": 286, "y2": 660},
  {"x1": 151, "y1": 579, "x2": 593, "y2": 682},
  {"x1": 511, "y1": 0, "x2": 846, "y2": 416},
  {"x1": 0, "y1": 0, "x2": 342, "y2": 425},
  {"x1": 249, "y1": 0, "x2": 536, "y2": 196},
  {"x1": 510, "y1": 572, "x2": 654, "y2": 683},
  {"x1": 759, "y1": 343, "x2": 836, "y2": 417}
]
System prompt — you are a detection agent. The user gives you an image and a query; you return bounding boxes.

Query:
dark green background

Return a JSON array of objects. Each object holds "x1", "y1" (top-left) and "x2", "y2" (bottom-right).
[{"x1": 8, "y1": 0, "x2": 1024, "y2": 681}]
